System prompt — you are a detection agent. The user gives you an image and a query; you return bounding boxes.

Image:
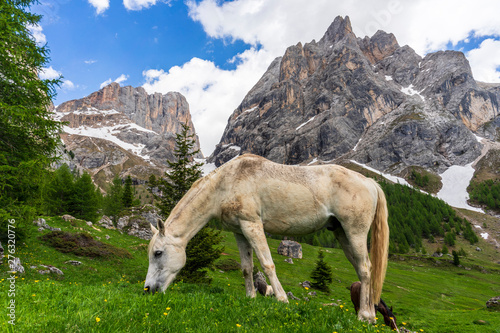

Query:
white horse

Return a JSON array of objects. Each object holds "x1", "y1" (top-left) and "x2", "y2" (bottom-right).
[{"x1": 144, "y1": 154, "x2": 389, "y2": 322}]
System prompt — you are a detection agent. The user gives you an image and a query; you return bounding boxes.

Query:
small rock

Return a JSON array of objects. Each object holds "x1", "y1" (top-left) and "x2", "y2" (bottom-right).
[
  {"x1": 38, "y1": 265, "x2": 64, "y2": 275},
  {"x1": 61, "y1": 214, "x2": 75, "y2": 221},
  {"x1": 105, "y1": 235, "x2": 110, "y2": 240},
  {"x1": 284, "y1": 258, "x2": 294, "y2": 264},
  {"x1": 98, "y1": 215, "x2": 115, "y2": 229},
  {"x1": 301, "y1": 280, "x2": 311, "y2": 289},
  {"x1": 9, "y1": 257, "x2": 25, "y2": 274},
  {"x1": 34, "y1": 218, "x2": 61, "y2": 232},
  {"x1": 65, "y1": 260, "x2": 82, "y2": 266},
  {"x1": 86, "y1": 221, "x2": 93, "y2": 226},
  {"x1": 322, "y1": 302, "x2": 338, "y2": 306},
  {"x1": 476, "y1": 247, "x2": 482, "y2": 251},
  {"x1": 287, "y1": 291, "x2": 300, "y2": 300},
  {"x1": 486, "y1": 296, "x2": 500, "y2": 310},
  {"x1": 308, "y1": 291, "x2": 317, "y2": 296},
  {"x1": 254, "y1": 271, "x2": 273, "y2": 296}
]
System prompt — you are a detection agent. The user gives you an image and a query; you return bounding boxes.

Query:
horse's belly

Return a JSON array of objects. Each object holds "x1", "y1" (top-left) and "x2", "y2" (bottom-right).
[
  {"x1": 258, "y1": 179, "x2": 330, "y2": 236},
  {"x1": 262, "y1": 215, "x2": 329, "y2": 236}
]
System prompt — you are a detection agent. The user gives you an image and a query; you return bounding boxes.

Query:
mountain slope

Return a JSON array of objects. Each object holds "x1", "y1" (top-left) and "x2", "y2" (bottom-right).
[
  {"x1": 209, "y1": 16, "x2": 499, "y2": 176},
  {"x1": 54, "y1": 83, "x2": 202, "y2": 189}
]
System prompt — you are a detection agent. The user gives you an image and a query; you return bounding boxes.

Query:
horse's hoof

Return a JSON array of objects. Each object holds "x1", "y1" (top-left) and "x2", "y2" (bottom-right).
[{"x1": 358, "y1": 311, "x2": 375, "y2": 324}]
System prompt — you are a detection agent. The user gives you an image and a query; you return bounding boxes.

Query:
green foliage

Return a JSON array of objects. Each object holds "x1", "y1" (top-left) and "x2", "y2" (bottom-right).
[
  {"x1": 379, "y1": 182, "x2": 479, "y2": 254},
  {"x1": 215, "y1": 258, "x2": 241, "y2": 271},
  {"x1": 452, "y1": 250, "x2": 460, "y2": 266},
  {"x1": 176, "y1": 225, "x2": 225, "y2": 284},
  {"x1": 122, "y1": 175, "x2": 134, "y2": 208},
  {"x1": 0, "y1": 0, "x2": 61, "y2": 242},
  {"x1": 310, "y1": 250, "x2": 333, "y2": 293},
  {"x1": 410, "y1": 170, "x2": 430, "y2": 188},
  {"x1": 469, "y1": 179, "x2": 500, "y2": 212},
  {"x1": 44, "y1": 164, "x2": 101, "y2": 222},
  {"x1": 103, "y1": 174, "x2": 124, "y2": 222},
  {"x1": 148, "y1": 122, "x2": 223, "y2": 284},
  {"x1": 148, "y1": 123, "x2": 203, "y2": 217}
]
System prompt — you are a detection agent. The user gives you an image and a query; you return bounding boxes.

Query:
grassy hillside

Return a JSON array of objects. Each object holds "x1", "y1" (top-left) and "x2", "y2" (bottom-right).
[{"x1": 1, "y1": 217, "x2": 499, "y2": 332}]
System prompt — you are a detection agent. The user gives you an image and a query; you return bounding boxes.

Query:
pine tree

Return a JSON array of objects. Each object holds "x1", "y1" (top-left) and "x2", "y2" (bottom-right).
[
  {"x1": 73, "y1": 172, "x2": 100, "y2": 222},
  {"x1": 149, "y1": 122, "x2": 223, "y2": 284},
  {"x1": 122, "y1": 175, "x2": 134, "y2": 208},
  {"x1": 151, "y1": 123, "x2": 204, "y2": 216},
  {"x1": 310, "y1": 250, "x2": 334, "y2": 293},
  {"x1": 0, "y1": 0, "x2": 62, "y2": 241},
  {"x1": 45, "y1": 164, "x2": 75, "y2": 215},
  {"x1": 103, "y1": 174, "x2": 124, "y2": 222}
]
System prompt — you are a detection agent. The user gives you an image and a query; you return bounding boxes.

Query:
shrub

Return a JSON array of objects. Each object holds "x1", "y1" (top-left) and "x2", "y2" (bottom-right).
[
  {"x1": 310, "y1": 250, "x2": 333, "y2": 293},
  {"x1": 40, "y1": 231, "x2": 132, "y2": 258},
  {"x1": 215, "y1": 258, "x2": 241, "y2": 271}
]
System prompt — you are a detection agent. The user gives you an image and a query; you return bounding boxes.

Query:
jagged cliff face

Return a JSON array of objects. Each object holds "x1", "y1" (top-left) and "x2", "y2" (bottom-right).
[
  {"x1": 55, "y1": 83, "x2": 202, "y2": 189},
  {"x1": 210, "y1": 16, "x2": 500, "y2": 173}
]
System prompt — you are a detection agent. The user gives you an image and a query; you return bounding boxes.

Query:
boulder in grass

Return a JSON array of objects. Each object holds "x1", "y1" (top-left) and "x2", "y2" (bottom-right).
[
  {"x1": 486, "y1": 296, "x2": 500, "y2": 310},
  {"x1": 277, "y1": 240, "x2": 302, "y2": 259}
]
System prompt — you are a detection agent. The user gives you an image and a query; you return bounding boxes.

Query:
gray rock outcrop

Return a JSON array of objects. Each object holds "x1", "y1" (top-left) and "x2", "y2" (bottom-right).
[
  {"x1": 277, "y1": 240, "x2": 303, "y2": 259},
  {"x1": 54, "y1": 83, "x2": 202, "y2": 190},
  {"x1": 9, "y1": 257, "x2": 25, "y2": 274},
  {"x1": 34, "y1": 218, "x2": 61, "y2": 232}
]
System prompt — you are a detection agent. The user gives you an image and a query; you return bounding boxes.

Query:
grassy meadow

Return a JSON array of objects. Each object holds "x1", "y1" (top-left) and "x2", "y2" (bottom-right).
[{"x1": 1, "y1": 216, "x2": 499, "y2": 333}]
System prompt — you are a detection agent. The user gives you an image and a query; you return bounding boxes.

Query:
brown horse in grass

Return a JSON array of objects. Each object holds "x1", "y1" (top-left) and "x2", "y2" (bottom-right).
[
  {"x1": 144, "y1": 154, "x2": 389, "y2": 323},
  {"x1": 350, "y1": 281, "x2": 399, "y2": 331}
]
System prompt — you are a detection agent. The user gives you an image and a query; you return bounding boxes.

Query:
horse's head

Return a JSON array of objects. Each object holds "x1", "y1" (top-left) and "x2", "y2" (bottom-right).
[
  {"x1": 376, "y1": 299, "x2": 398, "y2": 331},
  {"x1": 144, "y1": 221, "x2": 186, "y2": 294}
]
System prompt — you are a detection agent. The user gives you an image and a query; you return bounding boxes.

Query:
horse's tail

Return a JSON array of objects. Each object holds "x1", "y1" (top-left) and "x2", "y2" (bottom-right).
[{"x1": 370, "y1": 181, "x2": 389, "y2": 306}]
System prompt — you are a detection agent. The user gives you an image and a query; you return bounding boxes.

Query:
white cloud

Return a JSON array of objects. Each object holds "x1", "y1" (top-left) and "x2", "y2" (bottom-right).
[
  {"x1": 39, "y1": 67, "x2": 77, "y2": 90},
  {"x1": 84, "y1": 59, "x2": 97, "y2": 64},
  {"x1": 62, "y1": 80, "x2": 76, "y2": 90},
  {"x1": 100, "y1": 74, "x2": 129, "y2": 89},
  {"x1": 143, "y1": 48, "x2": 273, "y2": 155},
  {"x1": 123, "y1": 0, "x2": 161, "y2": 11},
  {"x1": 27, "y1": 24, "x2": 46, "y2": 46},
  {"x1": 145, "y1": 0, "x2": 500, "y2": 155},
  {"x1": 88, "y1": 0, "x2": 110, "y2": 15},
  {"x1": 467, "y1": 39, "x2": 500, "y2": 83},
  {"x1": 39, "y1": 66, "x2": 61, "y2": 80}
]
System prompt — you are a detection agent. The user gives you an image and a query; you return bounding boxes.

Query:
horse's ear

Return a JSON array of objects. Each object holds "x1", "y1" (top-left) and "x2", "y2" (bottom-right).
[
  {"x1": 150, "y1": 223, "x2": 158, "y2": 234},
  {"x1": 157, "y1": 219, "x2": 166, "y2": 235}
]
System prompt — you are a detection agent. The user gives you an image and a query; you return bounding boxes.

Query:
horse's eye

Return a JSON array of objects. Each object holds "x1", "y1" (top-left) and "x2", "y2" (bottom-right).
[{"x1": 154, "y1": 250, "x2": 162, "y2": 258}]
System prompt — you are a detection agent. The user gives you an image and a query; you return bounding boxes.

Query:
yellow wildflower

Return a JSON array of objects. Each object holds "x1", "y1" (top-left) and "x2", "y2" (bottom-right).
[
  {"x1": 236, "y1": 324, "x2": 242, "y2": 327},
  {"x1": 96, "y1": 317, "x2": 100, "y2": 323},
  {"x1": 166, "y1": 307, "x2": 171, "y2": 310}
]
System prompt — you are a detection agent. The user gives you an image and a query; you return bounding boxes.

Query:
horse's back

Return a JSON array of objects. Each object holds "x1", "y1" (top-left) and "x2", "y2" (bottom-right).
[{"x1": 217, "y1": 154, "x2": 378, "y2": 235}]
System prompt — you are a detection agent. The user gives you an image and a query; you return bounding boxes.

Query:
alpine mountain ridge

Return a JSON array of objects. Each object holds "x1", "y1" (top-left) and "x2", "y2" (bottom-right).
[
  {"x1": 209, "y1": 16, "x2": 500, "y2": 175},
  {"x1": 54, "y1": 82, "x2": 202, "y2": 190}
]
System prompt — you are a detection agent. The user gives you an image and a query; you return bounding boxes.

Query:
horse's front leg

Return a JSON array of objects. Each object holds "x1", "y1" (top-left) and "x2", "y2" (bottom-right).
[
  {"x1": 239, "y1": 220, "x2": 288, "y2": 303},
  {"x1": 234, "y1": 232, "x2": 256, "y2": 298}
]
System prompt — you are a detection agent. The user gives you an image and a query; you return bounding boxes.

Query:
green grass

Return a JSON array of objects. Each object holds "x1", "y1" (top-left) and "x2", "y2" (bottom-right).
[{"x1": 1, "y1": 217, "x2": 499, "y2": 332}]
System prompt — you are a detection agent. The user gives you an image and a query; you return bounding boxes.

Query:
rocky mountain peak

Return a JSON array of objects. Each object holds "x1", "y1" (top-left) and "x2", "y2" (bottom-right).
[
  {"x1": 319, "y1": 15, "x2": 356, "y2": 47},
  {"x1": 209, "y1": 16, "x2": 499, "y2": 175},
  {"x1": 358, "y1": 30, "x2": 399, "y2": 64},
  {"x1": 55, "y1": 84, "x2": 202, "y2": 190}
]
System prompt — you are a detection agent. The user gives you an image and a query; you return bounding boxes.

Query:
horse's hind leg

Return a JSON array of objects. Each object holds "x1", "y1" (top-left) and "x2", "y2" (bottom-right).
[
  {"x1": 234, "y1": 232, "x2": 256, "y2": 298},
  {"x1": 335, "y1": 227, "x2": 376, "y2": 323},
  {"x1": 239, "y1": 220, "x2": 288, "y2": 303}
]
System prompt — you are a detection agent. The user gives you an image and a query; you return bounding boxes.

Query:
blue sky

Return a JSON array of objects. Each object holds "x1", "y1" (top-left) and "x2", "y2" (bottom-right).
[{"x1": 31, "y1": 0, "x2": 500, "y2": 155}]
